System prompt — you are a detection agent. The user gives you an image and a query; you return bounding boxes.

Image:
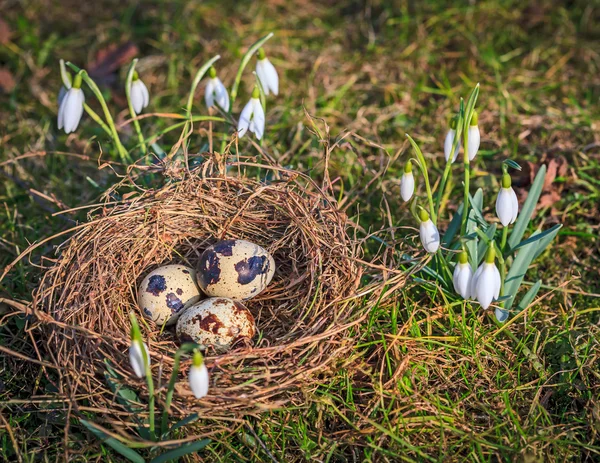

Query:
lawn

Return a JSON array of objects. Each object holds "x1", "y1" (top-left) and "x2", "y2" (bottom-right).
[{"x1": 1, "y1": 0, "x2": 599, "y2": 461}]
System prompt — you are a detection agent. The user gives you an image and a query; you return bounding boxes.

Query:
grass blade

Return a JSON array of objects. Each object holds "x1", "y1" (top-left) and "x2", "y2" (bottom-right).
[
  {"x1": 442, "y1": 203, "x2": 463, "y2": 247},
  {"x1": 80, "y1": 419, "x2": 145, "y2": 463},
  {"x1": 149, "y1": 439, "x2": 211, "y2": 463},
  {"x1": 515, "y1": 280, "x2": 542, "y2": 313}
]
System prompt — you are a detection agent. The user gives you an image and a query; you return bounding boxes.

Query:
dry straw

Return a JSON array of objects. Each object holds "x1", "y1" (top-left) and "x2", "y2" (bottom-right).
[{"x1": 8, "y1": 154, "x2": 374, "y2": 433}]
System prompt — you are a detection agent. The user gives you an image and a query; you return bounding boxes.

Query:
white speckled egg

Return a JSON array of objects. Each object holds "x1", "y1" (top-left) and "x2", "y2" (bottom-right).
[
  {"x1": 176, "y1": 297, "x2": 256, "y2": 352},
  {"x1": 197, "y1": 240, "x2": 275, "y2": 300},
  {"x1": 137, "y1": 265, "x2": 201, "y2": 326}
]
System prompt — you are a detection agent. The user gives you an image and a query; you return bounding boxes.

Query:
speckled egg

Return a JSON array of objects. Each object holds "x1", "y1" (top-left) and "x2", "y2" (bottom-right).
[
  {"x1": 197, "y1": 239, "x2": 275, "y2": 300},
  {"x1": 176, "y1": 297, "x2": 256, "y2": 352},
  {"x1": 137, "y1": 265, "x2": 201, "y2": 326}
]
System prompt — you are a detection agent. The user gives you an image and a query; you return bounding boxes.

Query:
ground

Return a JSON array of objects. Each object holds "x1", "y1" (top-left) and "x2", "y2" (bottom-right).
[{"x1": 1, "y1": 0, "x2": 599, "y2": 461}]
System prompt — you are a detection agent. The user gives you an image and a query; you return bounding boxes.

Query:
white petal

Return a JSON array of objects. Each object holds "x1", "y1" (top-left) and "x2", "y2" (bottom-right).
[
  {"x1": 204, "y1": 79, "x2": 216, "y2": 108},
  {"x1": 189, "y1": 363, "x2": 209, "y2": 399},
  {"x1": 509, "y1": 187, "x2": 519, "y2": 224},
  {"x1": 130, "y1": 81, "x2": 147, "y2": 115},
  {"x1": 492, "y1": 264, "x2": 501, "y2": 299},
  {"x1": 214, "y1": 79, "x2": 230, "y2": 112},
  {"x1": 237, "y1": 98, "x2": 254, "y2": 138},
  {"x1": 496, "y1": 188, "x2": 514, "y2": 227},
  {"x1": 471, "y1": 264, "x2": 484, "y2": 298},
  {"x1": 419, "y1": 219, "x2": 440, "y2": 253},
  {"x1": 475, "y1": 264, "x2": 497, "y2": 309},
  {"x1": 444, "y1": 130, "x2": 460, "y2": 163},
  {"x1": 467, "y1": 126, "x2": 480, "y2": 161},
  {"x1": 140, "y1": 80, "x2": 150, "y2": 108},
  {"x1": 453, "y1": 263, "x2": 473, "y2": 299},
  {"x1": 57, "y1": 91, "x2": 67, "y2": 130},
  {"x1": 261, "y1": 58, "x2": 279, "y2": 96},
  {"x1": 400, "y1": 172, "x2": 414, "y2": 202},
  {"x1": 58, "y1": 86, "x2": 67, "y2": 110},
  {"x1": 256, "y1": 60, "x2": 271, "y2": 96},
  {"x1": 63, "y1": 89, "x2": 84, "y2": 134},
  {"x1": 129, "y1": 342, "x2": 150, "y2": 378},
  {"x1": 251, "y1": 98, "x2": 265, "y2": 140}
]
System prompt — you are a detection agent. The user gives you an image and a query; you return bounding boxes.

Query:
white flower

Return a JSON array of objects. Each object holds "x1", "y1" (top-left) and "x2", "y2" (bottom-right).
[
  {"x1": 256, "y1": 49, "x2": 278, "y2": 96},
  {"x1": 400, "y1": 164, "x2": 414, "y2": 202},
  {"x1": 205, "y1": 77, "x2": 230, "y2": 112},
  {"x1": 58, "y1": 86, "x2": 68, "y2": 109},
  {"x1": 58, "y1": 87, "x2": 85, "y2": 134},
  {"x1": 129, "y1": 78, "x2": 149, "y2": 115},
  {"x1": 444, "y1": 129, "x2": 460, "y2": 163},
  {"x1": 471, "y1": 248, "x2": 501, "y2": 310},
  {"x1": 496, "y1": 177, "x2": 519, "y2": 226},
  {"x1": 453, "y1": 258, "x2": 473, "y2": 299},
  {"x1": 129, "y1": 341, "x2": 150, "y2": 378},
  {"x1": 238, "y1": 91, "x2": 265, "y2": 140},
  {"x1": 467, "y1": 125, "x2": 480, "y2": 161},
  {"x1": 189, "y1": 362, "x2": 209, "y2": 399},
  {"x1": 419, "y1": 211, "x2": 440, "y2": 253}
]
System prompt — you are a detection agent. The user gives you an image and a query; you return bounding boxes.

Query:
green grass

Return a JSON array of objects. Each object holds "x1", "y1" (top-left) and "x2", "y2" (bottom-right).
[{"x1": 1, "y1": 0, "x2": 600, "y2": 461}]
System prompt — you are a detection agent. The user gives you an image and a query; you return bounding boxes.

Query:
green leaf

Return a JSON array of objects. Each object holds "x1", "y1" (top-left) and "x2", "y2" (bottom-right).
[
  {"x1": 515, "y1": 280, "x2": 542, "y2": 313},
  {"x1": 467, "y1": 190, "x2": 489, "y2": 230},
  {"x1": 169, "y1": 413, "x2": 199, "y2": 433},
  {"x1": 503, "y1": 230, "x2": 541, "y2": 311},
  {"x1": 442, "y1": 203, "x2": 463, "y2": 246},
  {"x1": 465, "y1": 189, "x2": 484, "y2": 270},
  {"x1": 507, "y1": 165, "x2": 547, "y2": 251},
  {"x1": 532, "y1": 225, "x2": 562, "y2": 260},
  {"x1": 80, "y1": 419, "x2": 145, "y2": 463},
  {"x1": 513, "y1": 224, "x2": 562, "y2": 252},
  {"x1": 149, "y1": 439, "x2": 211, "y2": 463},
  {"x1": 462, "y1": 84, "x2": 480, "y2": 132}
]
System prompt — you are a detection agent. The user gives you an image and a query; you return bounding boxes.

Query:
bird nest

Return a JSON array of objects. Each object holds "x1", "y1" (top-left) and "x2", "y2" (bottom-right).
[{"x1": 24, "y1": 157, "x2": 364, "y2": 428}]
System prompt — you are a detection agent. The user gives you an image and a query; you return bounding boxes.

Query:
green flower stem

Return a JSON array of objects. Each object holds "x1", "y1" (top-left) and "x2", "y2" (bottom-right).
[
  {"x1": 66, "y1": 63, "x2": 130, "y2": 163},
  {"x1": 186, "y1": 55, "x2": 222, "y2": 115},
  {"x1": 160, "y1": 343, "x2": 198, "y2": 437},
  {"x1": 229, "y1": 33, "x2": 274, "y2": 109},
  {"x1": 125, "y1": 59, "x2": 147, "y2": 155},
  {"x1": 146, "y1": 362, "x2": 156, "y2": 440},
  {"x1": 460, "y1": 132, "x2": 471, "y2": 236},
  {"x1": 83, "y1": 104, "x2": 112, "y2": 137},
  {"x1": 406, "y1": 135, "x2": 436, "y2": 223},
  {"x1": 134, "y1": 116, "x2": 227, "y2": 151},
  {"x1": 434, "y1": 161, "x2": 453, "y2": 218}
]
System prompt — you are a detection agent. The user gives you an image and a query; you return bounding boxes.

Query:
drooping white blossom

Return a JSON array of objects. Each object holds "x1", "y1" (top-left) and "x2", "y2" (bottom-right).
[
  {"x1": 471, "y1": 247, "x2": 501, "y2": 310},
  {"x1": 400, "y1": 162, "x2": 414, "y2": 202},
  {"x1": 238, "y1": 87, "x2": 265, "y2": 140},
  {"x1": 58, "y1": 86, "x2": 85, "y2": 134},
  {"x1": 129, "y1": 340, "x2": 150, "y2": 378},
  {"x1": 496, "y1": 173, "x2": 519, "y2": 226},
  {"x1": 129, "y1": 75, "x2": 149, "y2": 115},
  {"x1": 255, "y1": 48, "x2": 279, "y2": 96},
  {"x1": 204, "y1": 69, "x2": 230, "y2": 112},
  {"x1": 189, "y1": 351, "x2": 209, "y2": 399},
  {"x1": 453, "y1": 251, "x2": 473, "y2": 299},
  {"x1": 419, "y1": 210, "x2": 440, "y2": 253}
]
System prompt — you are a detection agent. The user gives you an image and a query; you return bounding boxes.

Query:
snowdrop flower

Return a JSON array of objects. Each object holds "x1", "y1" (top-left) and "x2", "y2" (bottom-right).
[
  {"x1": 238, "y1": 87, "x2": 265, "y2": 140},
  {"x1": 129, "y1": 340, "x2": 150, "y2": 378},
  {"x1": 453, "y1": 251, "x2": 473, "y2": 299},
  {"x1": 255, "y1": 48, "x2": 278, "y2": 96},
  {"x1": 400, "y1": 162, "x2": 415, "y2": 202},
  {"x1": 495, "y1": 173, "x2": 519, "y2": 226},
  {"x1": 58, "y1": 73, "x2": 85, "y2": 134},
  {"x1": 129, "y1": 71, "x2": 149, "y2": 115},
  {"x1": 189, "y1": 350, "x2": 209, "y2": 399},
  {"x1": 444, "y1": 117, "x2": 461, "y2": 163},
  {"x1": 471, "y1": 246, "x2": 501, "y2": 310},
  {"x1": 467, "y1": 111, "x2": 480, "y2": 161},
  {"x1": 204, "y1": 67, "x2": 230, "y2": 112},
  {"x1": 419, "y1": 209, "x2": 440, "y2": 253}
]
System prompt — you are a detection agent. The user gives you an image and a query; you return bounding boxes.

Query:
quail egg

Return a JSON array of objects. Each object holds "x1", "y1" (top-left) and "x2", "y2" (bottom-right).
[
  {"x1": 197, "y1": 239, "x2": 275, "y2": 300},
  {"x1": 138, "y1": 264, "x2": 201, "y2": 326},
  {"x1": 176, "y1": 297, "x2": 256, "y2": 352}
]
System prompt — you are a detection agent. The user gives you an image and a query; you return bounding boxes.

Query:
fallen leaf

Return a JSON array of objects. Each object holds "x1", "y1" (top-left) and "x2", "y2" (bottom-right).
[
  {"x1": 88, "y1": 42, "x2": 139, "y2": 84},
  {"x1": 0, "y1": 19, "x2": 11, "y2": 45},
  {"x1": 0, "y1": 67, "x2": 16, "y2": 92}
]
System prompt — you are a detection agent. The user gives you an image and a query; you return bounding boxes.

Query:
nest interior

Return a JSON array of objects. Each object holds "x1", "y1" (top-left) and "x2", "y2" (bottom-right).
[{"x1": 31, "y1": 162, "x2": 363, "y2": 423}]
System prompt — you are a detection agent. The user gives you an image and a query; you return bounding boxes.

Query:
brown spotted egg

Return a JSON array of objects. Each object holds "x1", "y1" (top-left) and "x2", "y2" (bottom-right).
[
  {"x1": 197, "y1": 239, "x2": 275, "y2": 300},
  {"x1": 137, "y1": 265, "x2": 201, "y2": 326},
  {"x1": 176, "y1": 297, "x2": 256, "y2": 352}
]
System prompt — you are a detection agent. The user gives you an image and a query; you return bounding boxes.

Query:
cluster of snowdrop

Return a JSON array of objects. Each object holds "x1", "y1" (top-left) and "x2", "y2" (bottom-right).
[
  {"x1": 400, "y1": 85, "x2": 559, "y2": 321},
  {"x1": 56, "y1": 34, "x2": 279, "y2": 157}
]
